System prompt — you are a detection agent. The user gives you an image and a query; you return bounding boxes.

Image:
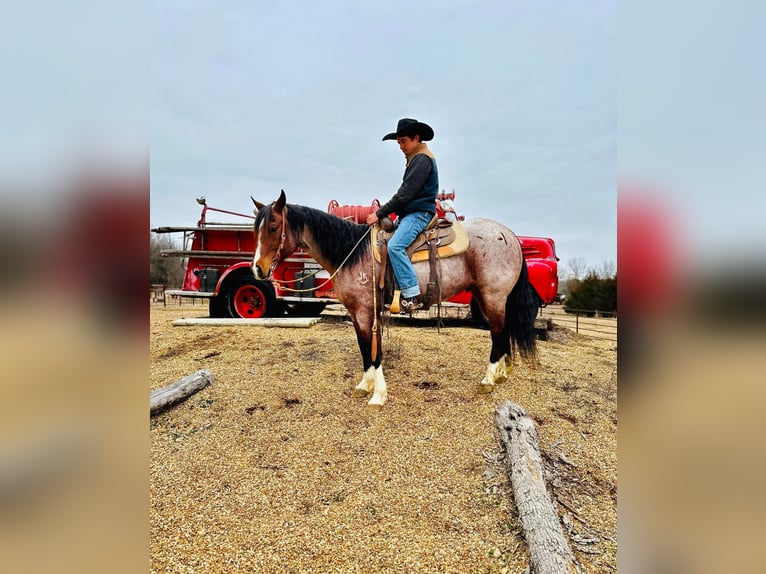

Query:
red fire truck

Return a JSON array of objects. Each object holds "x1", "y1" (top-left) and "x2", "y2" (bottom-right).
[{"x1": 151, "y1": 193, "x2": 559, "y2": 322}]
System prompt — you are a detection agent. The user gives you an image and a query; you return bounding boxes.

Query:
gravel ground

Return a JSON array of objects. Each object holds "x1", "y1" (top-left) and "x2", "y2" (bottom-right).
[{"x1": 150, "y1": 302, "x2": 617, "y2": 573}]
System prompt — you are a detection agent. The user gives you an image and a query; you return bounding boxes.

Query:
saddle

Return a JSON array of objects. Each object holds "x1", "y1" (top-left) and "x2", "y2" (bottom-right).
[
  {"x1": 372, "y1": 216, "x2": 469, "y2": 264},
  {"x1": 373, "y1": 216, "x2": 469, "y2": 314}
]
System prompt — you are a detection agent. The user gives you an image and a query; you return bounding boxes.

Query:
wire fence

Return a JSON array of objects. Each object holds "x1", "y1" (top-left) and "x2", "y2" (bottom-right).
[
  {"x1": 150, "y1": 287, "x2": 619, "y2": 343},
  {"x1": 150, "y1": 286, "x2": 209, "y2": 307},
  {"x1": 539, "y1": 306, "x2": 617, "y2": 342}
]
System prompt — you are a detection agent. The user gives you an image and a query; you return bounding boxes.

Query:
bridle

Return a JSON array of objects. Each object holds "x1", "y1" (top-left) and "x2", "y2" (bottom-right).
[
  {"x1": 265, "y1": 205, "x2": 373, "y2": 292},
  {"x1": 267, "y1": 204, "x2": 288, "y2": 276}
]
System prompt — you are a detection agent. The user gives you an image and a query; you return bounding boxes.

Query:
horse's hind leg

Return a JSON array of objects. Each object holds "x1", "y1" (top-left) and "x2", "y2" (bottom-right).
[
  {"x1": 478, "y1": 344, "x2": 513, "y2": 393},
  {"x1": 477, "y1": 297, "x2": 513, "y2": 394}
]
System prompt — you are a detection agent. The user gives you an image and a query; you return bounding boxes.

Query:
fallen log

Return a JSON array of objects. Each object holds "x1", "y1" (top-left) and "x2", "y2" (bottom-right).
[
  {"x1": 495, "y1": 400, "x2": 582, "y2": 574},
  {"x1": 150, "y1": 370, "x2": 215, "y2": 416}
]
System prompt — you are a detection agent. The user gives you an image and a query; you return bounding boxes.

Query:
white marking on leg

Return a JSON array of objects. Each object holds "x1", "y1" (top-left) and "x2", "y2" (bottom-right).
[
  {"x1": 479, "y1": 360, "x2": 502, "y2": 393},
  {"x1": 502, "y1": 354, "x2": 513, "y2": 380},
  {"x1": 367, "y1": 366, "x2": 388, "y2": 409},
  {"x1": 352, "y1": 366, "x2": 376, "y2": 398}
]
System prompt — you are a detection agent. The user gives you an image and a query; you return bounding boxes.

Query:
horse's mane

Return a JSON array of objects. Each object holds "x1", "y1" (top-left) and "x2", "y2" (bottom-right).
[{"x1": 256, "y1": 203, "x2": 370, "y2": 269}]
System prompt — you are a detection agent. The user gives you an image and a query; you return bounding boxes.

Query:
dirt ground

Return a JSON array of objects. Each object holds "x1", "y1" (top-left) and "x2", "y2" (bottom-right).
[{"x1": 150, "y1": 301, "x2": 617, "y2": 573}]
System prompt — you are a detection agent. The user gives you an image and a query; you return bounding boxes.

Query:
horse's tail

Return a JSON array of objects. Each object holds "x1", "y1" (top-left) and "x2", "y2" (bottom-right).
[{"x1": 505, "y1": 258, "x2": 539, "y2": 360}]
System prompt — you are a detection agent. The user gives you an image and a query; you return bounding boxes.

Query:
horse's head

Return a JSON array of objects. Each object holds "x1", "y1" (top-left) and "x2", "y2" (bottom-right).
[{"x1": 251, "y1": 190, "x2": 297, "y2": 280}]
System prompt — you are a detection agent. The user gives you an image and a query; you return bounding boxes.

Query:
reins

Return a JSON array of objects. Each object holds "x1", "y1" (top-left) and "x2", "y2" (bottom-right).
[
  {"x1": 258, "y1": 208, "x2": 381, "y2": 361},
  {"x1": 268, "y1": 220, "x2": 372, "y2": 293},
  {"x1": 371, "y1": 230, "x2": 379, "y2": 361}
]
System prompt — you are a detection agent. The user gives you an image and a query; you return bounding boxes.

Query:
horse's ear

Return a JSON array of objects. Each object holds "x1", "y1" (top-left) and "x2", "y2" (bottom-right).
[
  {"x1": 251, "y1": 196, "x2": 265, "y2": 212},
  {"x1": 275, "y1": 189, "x2": 287, "y2": 212}
]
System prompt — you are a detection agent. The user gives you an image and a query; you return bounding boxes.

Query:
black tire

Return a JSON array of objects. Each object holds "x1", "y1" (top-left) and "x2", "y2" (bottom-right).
[
  {"x1": 225, "y1": 275, "x2": 283, "y2": 318},
  {"x1": 285, "y1": 302, "x2": 327, "y2": 317},
  {"x1": 209, "y1": 294, "x2": 230, "y2": 318},
  {"x1": 470, "y1": 297, "x2": 490, "y2": 330}
]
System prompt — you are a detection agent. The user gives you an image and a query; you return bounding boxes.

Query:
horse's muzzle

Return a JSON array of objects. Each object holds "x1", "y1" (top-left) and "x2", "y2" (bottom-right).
[{"x1": 253, "y1": 263, "x2": 267, "y2": 280}]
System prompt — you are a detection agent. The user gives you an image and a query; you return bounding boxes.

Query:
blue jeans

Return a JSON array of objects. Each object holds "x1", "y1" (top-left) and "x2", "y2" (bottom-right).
[{"x1": 388, "y1": 211, "x2": 434, "y2": 298}]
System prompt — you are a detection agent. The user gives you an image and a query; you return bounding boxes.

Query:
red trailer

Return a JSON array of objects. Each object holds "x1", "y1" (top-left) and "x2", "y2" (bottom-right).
[{"x1": 151, "y1": 193, "x2": 559, "y2": 322}]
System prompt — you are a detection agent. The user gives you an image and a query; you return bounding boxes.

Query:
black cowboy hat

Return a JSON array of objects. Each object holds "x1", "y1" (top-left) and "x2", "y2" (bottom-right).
[{"x1": 382, "y1": 118, "x2": 434, "y2": 142}]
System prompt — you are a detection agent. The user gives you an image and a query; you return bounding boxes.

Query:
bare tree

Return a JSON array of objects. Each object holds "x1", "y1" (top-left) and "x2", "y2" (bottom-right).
[
  {"x1": 566, "y1": 257, "x2": 587, "y2": 281},
  {"x1": 596, "y1": 260, "x2": 616, "y2": 279},
  {"x1": 150, "y1": 234, "x2": 184, "y2": 287}
]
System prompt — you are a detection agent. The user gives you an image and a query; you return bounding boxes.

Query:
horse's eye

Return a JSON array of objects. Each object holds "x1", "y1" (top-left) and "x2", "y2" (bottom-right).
[{"x1": 269, "y1": 225, "x2": 277, "y2": 233}]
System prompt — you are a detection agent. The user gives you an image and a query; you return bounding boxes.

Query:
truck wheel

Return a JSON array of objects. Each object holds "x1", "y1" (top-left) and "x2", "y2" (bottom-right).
[
  {"x1": 227, "y1": 276, "x2": 281, "y2": 318},
  {"x1": 470, "y1": 297, "x2": 490, "y2": 330},
  {"x1": 209, "y1": 295, "x2": 229, "y2": 318}
]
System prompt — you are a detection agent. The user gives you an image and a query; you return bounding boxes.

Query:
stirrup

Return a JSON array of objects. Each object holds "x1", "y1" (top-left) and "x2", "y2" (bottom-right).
[{"x1": 388, "y1": 290, "x2": 401, "y2": 314}]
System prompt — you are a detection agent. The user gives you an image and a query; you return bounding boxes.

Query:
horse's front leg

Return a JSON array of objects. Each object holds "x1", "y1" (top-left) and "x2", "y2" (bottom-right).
[
  {"x1": 352, "y1": 365, "x2": 375, "y2": 397},
  {"x1": 350, "y1": 313, "x2": 387, "y2": 409},
  {"x1": 366, "y1": 364, "x2": 388, "y2": 409}
]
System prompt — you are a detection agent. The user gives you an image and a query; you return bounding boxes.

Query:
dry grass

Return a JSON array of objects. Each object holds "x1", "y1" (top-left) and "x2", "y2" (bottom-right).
[{"x1": 150, "y1": 303, "x2": 617, "y2": 573}]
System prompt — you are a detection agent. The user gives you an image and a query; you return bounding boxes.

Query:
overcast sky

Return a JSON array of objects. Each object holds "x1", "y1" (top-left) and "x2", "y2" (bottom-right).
[
  {"x1": 150, "y1": 1, "x2": 616, "y2": 271},
  {"x1": 4, "y1": 2, "x2": 763, "y2": 277}
]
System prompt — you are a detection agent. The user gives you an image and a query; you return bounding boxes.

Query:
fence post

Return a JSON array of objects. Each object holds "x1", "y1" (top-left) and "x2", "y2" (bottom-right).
[{"x1": 576, "y1": 311, "x2": 579, "y2": 334}]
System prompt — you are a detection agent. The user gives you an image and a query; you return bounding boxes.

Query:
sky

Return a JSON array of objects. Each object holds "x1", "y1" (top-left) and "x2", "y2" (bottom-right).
[
  {"x1": 1, "y1": 1, "x2": 763, "y2": 278},
  {"x1": 619, "y1": 1, "x2": 766, "y2": 268},
  {"x1": 150, "y1": 1, "x2": 617, "y2": 273}
]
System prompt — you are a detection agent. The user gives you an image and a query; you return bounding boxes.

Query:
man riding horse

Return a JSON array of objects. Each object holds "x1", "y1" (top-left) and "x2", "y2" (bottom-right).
[{"x1": 365, "y1": 118, "x2": 439, "y2": 314}]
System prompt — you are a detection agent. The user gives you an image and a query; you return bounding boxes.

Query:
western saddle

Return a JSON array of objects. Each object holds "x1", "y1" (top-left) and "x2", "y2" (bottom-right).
[{"x1": 373, "y1": 215, "x2": 469, "y2": 314}]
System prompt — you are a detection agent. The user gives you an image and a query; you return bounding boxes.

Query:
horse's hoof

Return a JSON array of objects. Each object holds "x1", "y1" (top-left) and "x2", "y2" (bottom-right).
[
  {"x1": 352, "y1": 387, "x2": 371, "y2": 398},
  {"x1": 478, "y1": 382, "x2": 496, "y2": 394},
  {"x1": 367, "y1": 395, "x2": 387, "y2": 410},
  {"x1": 504, "y1": 358, "x2": 513, "y2": 378}
]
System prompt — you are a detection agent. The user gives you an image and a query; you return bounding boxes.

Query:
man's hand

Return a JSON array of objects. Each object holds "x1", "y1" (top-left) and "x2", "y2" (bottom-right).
[{"x1": 366, "y1": 213, "x2": 379, "y2": 226}]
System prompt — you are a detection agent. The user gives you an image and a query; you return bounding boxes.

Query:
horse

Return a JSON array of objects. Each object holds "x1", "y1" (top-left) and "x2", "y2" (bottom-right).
[{"x1": 251, "y1": 190, "x2": 538, "y2": 409}]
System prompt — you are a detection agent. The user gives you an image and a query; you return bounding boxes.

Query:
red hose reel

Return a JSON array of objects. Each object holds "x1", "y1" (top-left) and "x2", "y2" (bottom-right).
[{"x1": 327, "y1": 199, "x2": 382, "y2": 224}]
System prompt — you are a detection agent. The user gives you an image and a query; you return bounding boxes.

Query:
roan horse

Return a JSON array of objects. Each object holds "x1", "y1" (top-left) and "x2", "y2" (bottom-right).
[{"x1": 252, "y1": 190, "x2": 538, "y2": 409}]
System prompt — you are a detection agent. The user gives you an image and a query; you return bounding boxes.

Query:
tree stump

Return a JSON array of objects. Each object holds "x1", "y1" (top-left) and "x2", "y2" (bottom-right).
[
  {"x1": 150, "y1": 370, "x2": 215, "y2": 416},
  {"x1": 495, "y1": 400, "x2": 581, "y2": 574}
]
